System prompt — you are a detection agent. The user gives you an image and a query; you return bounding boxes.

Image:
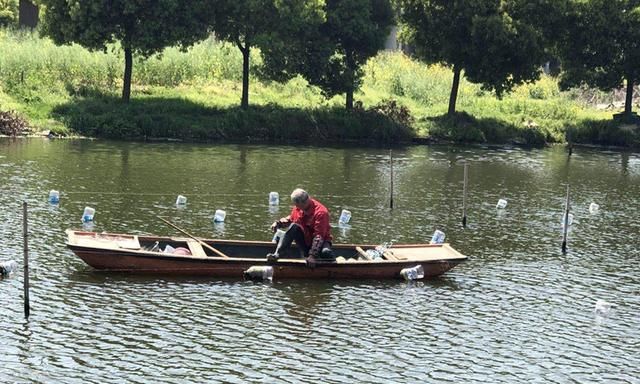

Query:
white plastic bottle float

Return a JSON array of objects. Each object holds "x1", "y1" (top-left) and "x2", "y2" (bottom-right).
[
  {"x1": 213, "y1": 209, "x2": 226, "y2": 223},
  {"x1": 48, "y1": 190, "x2": 60, "y2": 204},
  {"x1": 338, "y1": 209, "x2": 352, "y2": 225},
  {"x1": 269, "y1": 192, "x2": 279, "y2": 205},
  {"x1": 82, "y1": 207, "x2": 95, "y2": 222}
]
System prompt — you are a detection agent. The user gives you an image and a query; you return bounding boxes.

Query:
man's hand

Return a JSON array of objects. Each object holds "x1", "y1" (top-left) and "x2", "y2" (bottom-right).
[{"x1": 270, "y1": 217, "x2": 290, "y2": 232}]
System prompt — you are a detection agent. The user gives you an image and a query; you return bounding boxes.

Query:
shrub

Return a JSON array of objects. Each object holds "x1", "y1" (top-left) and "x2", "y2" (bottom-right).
[
  {"x1": 567, "y1": 119, "x2": 640, "y2": 147},
  {"x1": 0, "y1": 110, "x2": 30, "y2": 135},
  {"x1": 0, "y1": 0, "x2": 17, "y2": 27},
  {"x1": 367, "y1": 99, "x2": 414, "y2": 127},
  {"x1": 428, "y1": 112, "x2": 487, "y2": 143}
]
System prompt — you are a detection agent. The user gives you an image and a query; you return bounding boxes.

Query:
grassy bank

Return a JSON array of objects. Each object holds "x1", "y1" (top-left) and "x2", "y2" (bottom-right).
[{"x1": 1, "y1": 28, "x2": 637, "y2": 146}]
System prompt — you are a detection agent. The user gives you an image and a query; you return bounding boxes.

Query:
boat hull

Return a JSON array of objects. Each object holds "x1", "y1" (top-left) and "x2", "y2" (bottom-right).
[
  {"x1": 69, "y1": 246, "x2": 460, "y2": 279},
  {"x1": 66, "y1": 230, "x2": 467, "y2": 280}
]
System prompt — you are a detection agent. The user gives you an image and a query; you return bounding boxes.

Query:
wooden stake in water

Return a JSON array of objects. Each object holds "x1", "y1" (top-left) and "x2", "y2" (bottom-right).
[
  {"x1": 462, "y1": 162, "x2": 469, "y2": 227},
  {"x1": 23, "y1": 201, "x2": 30, "y2": 319},
  {"x1": 562, "y1": 185, "x2": 570, "y2": 253},
  {"x1": 389, "y1": 150, "x2": 394, "y2": 209}
]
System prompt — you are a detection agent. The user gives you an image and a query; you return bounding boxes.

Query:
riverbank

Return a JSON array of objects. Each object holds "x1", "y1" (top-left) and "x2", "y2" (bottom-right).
[{"x1": 1, "y1": 28, "x2": 638, "y2": 146}]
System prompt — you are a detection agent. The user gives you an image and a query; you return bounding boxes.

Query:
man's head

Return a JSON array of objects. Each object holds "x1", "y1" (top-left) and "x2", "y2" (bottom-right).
[{"x1": 291, "y1": 188, "x2": 311, "y2": 210}]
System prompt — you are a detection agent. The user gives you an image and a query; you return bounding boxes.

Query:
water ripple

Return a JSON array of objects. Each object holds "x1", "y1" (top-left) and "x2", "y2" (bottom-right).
[{"x1": 2, "y1": 140, "x2": 640, "y2": 382}]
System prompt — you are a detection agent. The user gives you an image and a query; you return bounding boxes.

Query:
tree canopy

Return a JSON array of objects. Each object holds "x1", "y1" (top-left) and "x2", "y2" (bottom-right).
[
  {"x1": 396, "y1": 0, "x2": 546, "y2": 115},
  {"x1": 40, "y1": 0, "x2": 212, "y2": 102},
  {"x1": 0, "y1": 0, "x2": 18, "y2": 27},
  {"x1": 557, "y1": 0, "x2": 640, "y2": 117}
]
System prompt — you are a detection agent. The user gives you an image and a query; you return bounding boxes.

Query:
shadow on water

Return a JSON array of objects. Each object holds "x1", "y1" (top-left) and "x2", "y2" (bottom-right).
[{"x1": 52, "y1": 90, "x2": 413, "y2": 144}]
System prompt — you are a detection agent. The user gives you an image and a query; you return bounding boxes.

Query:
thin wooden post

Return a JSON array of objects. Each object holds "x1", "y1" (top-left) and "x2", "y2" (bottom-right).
[
  {"x1": 23, "y1": 201, "x2": 30, "y2": 319},
  {"x1": 389, "y1": 150, "x2": 394, "y2": 209},
  {"x1": 562, "y1": 185, "x2": 570, "y2": 253},
  {"x1": 462, "y1": 162, "x2": 469, "y2": 227}
]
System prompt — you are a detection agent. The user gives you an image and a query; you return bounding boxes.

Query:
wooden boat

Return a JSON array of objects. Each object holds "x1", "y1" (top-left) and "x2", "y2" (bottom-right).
[{"x1": 66, "y1": 230, "x2": 467, "y2": 280}]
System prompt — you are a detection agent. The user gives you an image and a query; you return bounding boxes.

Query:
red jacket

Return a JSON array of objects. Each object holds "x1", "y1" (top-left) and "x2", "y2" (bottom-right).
[{"x1": 289, "y1": 198, "x2": 332, "y2": 246}]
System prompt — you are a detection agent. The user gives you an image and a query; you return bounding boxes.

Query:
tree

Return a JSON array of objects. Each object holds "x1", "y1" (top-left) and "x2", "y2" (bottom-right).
[
  {"x1": 214, "y1": 0, "x2": 324, "y2": 109},
  {"x1": 557, "y1": 0, "x2": 640, "y2": 117},
  {"x1": 40, "y1": 0, "x2": 211, "y2": 102},
  {"x1": 310, "y1": 0, "x2": 394, "y2": 109},
  {"x1": 260, "y1": 0, "x2": 393, "y2": 110},
  {"x1": 396, "y1": 0, "x2": 546, "y2": 115},
  {"x1": 213, "y1": 0, "x2": 274, "y2": 109}
]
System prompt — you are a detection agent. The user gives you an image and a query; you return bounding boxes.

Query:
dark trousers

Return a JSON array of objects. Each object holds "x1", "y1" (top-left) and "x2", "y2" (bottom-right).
[
  {"x1": 276, "y1": 224, "x2": 332, "y2": 258},
  {"x1": 275, "y1": 223, "x2": 308, "y2": 257}
]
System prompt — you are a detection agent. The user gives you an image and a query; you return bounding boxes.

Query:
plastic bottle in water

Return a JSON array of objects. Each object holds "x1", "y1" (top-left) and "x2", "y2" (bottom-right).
[
  {"x1": 213, "y1": 209, "x2": 226, "y2": 222},
  {"x1": 48, "y1": 190, "x2": 60, "y2": 204},
  {"x1": 82, "y1": 206, "x2": 95, "y2": 222},
  {"x1": 400, "y1": 265, "x2": 425, "y2": 281},
  {"x1": 0, "y1": 260, "x2": 18, "y2": 276},
  {"x1": 269, "y1": 192, "x2": 279, "y2": 205},
  {"x1": 243, "y1": 266, "x2": 274, "y2": 281},
  {"x1": 339, "y1": 209, "x2": 352, "y2": 225},
  {"x1": 594, "y1": 299, "x2": 613, "y2": 316},
  {"x1": 589, "y1": 202, "x2": 600, "y2": 214},
  {"x1": 561, "y1": 213, "x2": 574, "y2": 228},
  {"x1": 430, "y1": 230, "x2": 445, "y2": 244},
  {"x1": 176, "y1": 195, "x2": 187, "y2": 205},
  {"x1": 272, "y1": 229, "x2": 286, "y2": 243},
  {"x1": 496, "y1": 199, "x2": 508, "y2": 209}
]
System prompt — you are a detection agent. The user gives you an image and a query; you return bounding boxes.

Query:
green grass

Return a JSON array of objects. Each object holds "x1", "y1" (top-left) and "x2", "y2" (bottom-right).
[{"x1": 1, "y1": 28, "x2": 637, "y2": 146}]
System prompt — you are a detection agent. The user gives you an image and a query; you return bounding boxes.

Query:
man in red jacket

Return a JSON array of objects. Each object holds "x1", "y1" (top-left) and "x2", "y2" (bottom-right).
[{"x1": 267, "y1": 188, "x2": 334, "y2": 265}]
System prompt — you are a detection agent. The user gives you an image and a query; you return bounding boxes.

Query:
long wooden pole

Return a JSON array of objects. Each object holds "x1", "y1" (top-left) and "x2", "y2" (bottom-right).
[
  {"x1": 562, "y1": 185, "x2": 570, "y2": 253},
  {"x1": 462, "y1": 162, "x2": 469, "y2": 227},
  {"x1": 389, "y1": 150, "x2": 394, "y2": 209},
  {"x1": 23, "y1": 201, "x2": 30, "y2": 319},
  {"x1": 157, "y1": 216, "x2": 229, "y2": 258}
]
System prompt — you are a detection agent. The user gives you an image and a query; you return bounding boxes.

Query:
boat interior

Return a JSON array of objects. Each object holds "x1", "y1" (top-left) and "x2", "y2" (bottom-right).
[{"x1": 67, "y1": 230, "x2": 466, "y2": 262}]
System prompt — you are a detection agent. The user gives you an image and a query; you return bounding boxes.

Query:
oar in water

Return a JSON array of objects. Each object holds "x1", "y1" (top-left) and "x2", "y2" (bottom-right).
[{"x1": 157, "y1": 216, "x2": 229, "y2": 258}]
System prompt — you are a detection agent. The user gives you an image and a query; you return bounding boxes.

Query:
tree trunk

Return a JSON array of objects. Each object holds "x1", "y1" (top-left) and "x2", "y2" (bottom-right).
[
  {"x1": 122, "y1": 45, "x2": 132, "y2": 103},
  {"x1": 625, "y1": 77, "x2": 634, "y2": 116},
  {"x1": 240, "y1": 43, "x2": 250, "y2": 110},
  {"x1": 346, "y1": 90, "x2": 354, "y2": 110},
  {"x1": 345, "y1": 53, "x2": 355, "y2": 110},
  {"x1": 448, "y1": 65, "x2": 461, "y2": 116}
]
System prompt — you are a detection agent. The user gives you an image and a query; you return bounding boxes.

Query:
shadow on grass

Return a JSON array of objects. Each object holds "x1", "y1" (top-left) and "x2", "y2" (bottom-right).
[
  {"x1": 566, "y1": 117, "x2": 640, "y2": 147},
  {"x1": 425, "y1": 111, "x2": 547, "y2": 147},
  {"x1": 51, "y1": 91, "x2": 415, "y2": 144}
]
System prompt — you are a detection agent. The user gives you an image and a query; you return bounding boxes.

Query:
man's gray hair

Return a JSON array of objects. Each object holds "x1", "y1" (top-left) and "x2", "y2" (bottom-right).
[{"x1": 290, "y1": 188, "x2": 309, "y2": 204}]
